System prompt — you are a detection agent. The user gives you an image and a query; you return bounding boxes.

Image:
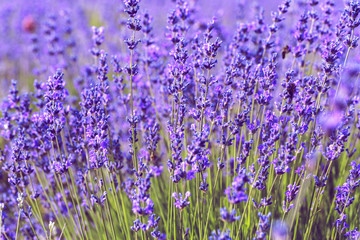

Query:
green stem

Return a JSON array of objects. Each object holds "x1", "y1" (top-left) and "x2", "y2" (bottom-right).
[
  {"x1": 235, "y1": 167, "x2": 263, "y2": 239},
  {"x1": 335, "y1": 29, "x2": 354, "y2": 101},
  {"x1": 15, "y1": 208, "x2": 21, "y2": 240}
]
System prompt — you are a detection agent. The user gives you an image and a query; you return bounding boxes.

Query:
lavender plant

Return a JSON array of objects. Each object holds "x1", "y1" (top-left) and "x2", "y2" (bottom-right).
[{"x1": 0, "y1": 0, "x2": 360, "y2": 239}]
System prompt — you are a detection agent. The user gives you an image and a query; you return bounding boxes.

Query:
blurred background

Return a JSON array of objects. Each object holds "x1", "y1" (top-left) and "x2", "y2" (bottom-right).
[{"x1": 0, "y1": 0, "x2": 346, "y2": 97}]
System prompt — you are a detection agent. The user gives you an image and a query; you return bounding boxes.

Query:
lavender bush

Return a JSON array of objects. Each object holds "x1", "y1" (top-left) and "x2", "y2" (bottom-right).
[{"x1": 0, "y1": 0, "x2": 360, "y2": 239}]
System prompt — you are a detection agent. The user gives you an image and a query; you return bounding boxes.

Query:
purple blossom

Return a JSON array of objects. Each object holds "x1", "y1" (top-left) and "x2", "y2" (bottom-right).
[
  {"x1": 131, "y1": 219, "x2": 146, "y2": 232},
  {"x1": 219, "y1": 207, "x2": 240, "y2": 223},
  {"x1": 172, "y1": 191, "x2": 191, "y2": 210},
  {"x1": 255, "y1": 212, "x2": 271, "y2": 240},
  {"x1": 224, "y1": 168, "x2": 249, "y2": 204},
  {"x1": 209, "y1": 229, "x2": 232, "y2": 240}
]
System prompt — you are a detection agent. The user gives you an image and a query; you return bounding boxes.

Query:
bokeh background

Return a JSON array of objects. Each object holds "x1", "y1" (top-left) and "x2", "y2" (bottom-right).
[{"x1": 0, "y1": 0, "x2": 346, "y2": 97}]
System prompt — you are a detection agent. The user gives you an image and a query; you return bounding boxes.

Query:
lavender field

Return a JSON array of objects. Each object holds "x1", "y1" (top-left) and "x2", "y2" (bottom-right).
[{"x1": 0, "y1": 0, "x2": 360, "y2": 239}]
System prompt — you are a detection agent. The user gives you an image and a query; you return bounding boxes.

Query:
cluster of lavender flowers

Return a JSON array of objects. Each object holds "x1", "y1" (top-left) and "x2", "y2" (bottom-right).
[{"x1": 1, "y1": 0, "x2": 360, "y2": 239}]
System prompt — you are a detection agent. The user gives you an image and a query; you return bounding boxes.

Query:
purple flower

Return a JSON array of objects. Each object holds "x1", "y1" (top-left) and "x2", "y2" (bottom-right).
[
  {"x1": 345, "y1": 227, "x2": 360, "y2": 240},
  {"x1": 224, "y1": 169, "x2": 249, "y2": 204},
  {"x1": 209, "y1": 229, "x2": 232, "y2": 240},
  {"x1": 252, "y1": 196, "x2": 273, "y2": 209},
  {"x1": 151, "y1": 227, "x2": 166, "y2": 239},
  {"x1": 271, "y1": 221, "x2": 288, "y2": 240},
  {"x1": 219, "y1": 207, "x2": 240, "y2": 223},
  {"x1": 131, "y1": 219, "x2": 146, "y2": 232},
  {"x1": 255, "y1": 212, "x2": 271, "y2": 240},
  {"x1": 172, "y1": 191, "x2": 191, "y2": 210},
  {"x1": 314, "y1": 175, "x2": 328, "y2": 188},
  {"x1": 124, "y1": 0, "x2": 141, "y2": 18},
  {"x1": 146, "y1": 214, "x2": 160, "y2": 230},
  {"x1": 282, "y1": 184, "x2": 300, "y2": 213}
]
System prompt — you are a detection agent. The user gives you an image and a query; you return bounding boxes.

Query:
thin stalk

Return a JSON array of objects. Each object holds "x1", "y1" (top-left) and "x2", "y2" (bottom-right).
[
  {"x1": 129, "y1": 27, "x2": 138, "y2": 171},
  {"x1": 199, "y1": 68, "x2": 211, "y2": 133},
  {"x1": 331, "y1": 193, "x2": 352, "y2": 240},
  {"x1": 203, "y1": 169, "x2": 220, "y2": 239},
  {"x1": 15, "y1": 208, "x2": 21, "y2": 240},
  {"x1": 335, "y1": 29, "x2": 354, "y2": 101},
  {"x1": 235, "y1": 167, "x2": 263, "y2": 239}
]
